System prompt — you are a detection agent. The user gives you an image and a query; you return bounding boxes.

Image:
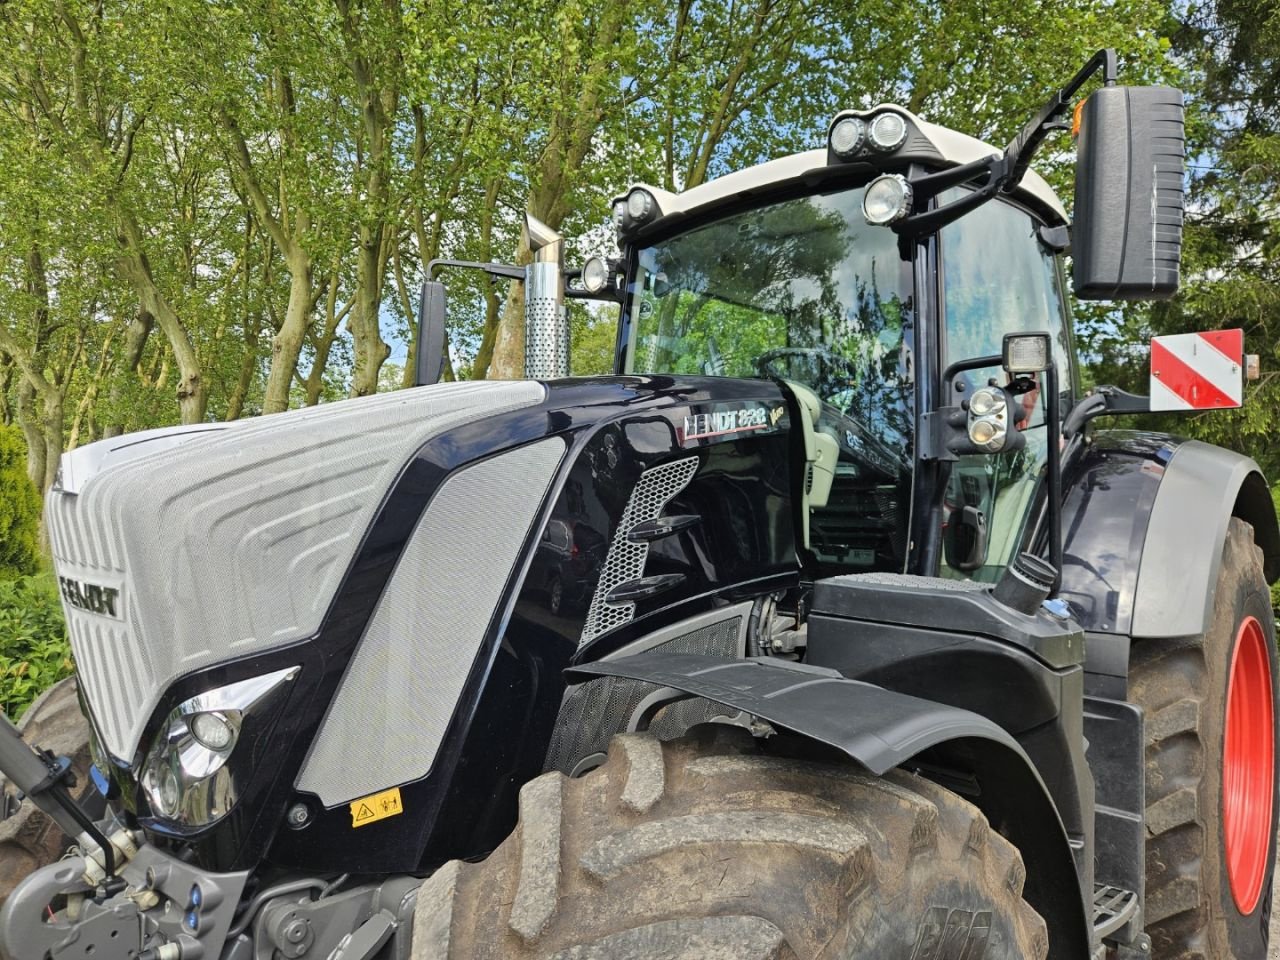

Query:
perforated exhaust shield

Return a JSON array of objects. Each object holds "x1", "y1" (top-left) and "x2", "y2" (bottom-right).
[{"x1": 44, "y1": 382, "x2": 546, "y2": 762}]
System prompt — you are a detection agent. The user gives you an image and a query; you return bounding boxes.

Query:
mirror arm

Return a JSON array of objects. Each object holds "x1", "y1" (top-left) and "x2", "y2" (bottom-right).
[
  {"x1": 1001, "y1": 48, "x2": 1117, "y2": 190},
  {"x1": 425, "y1": 258, "x2": 524, "y2": 282},
  {"x1": 896, "y1": 49, "x2": 1119, "y2": 237},
  {"x1": 1062, "y1": 385, "x2": 1152, "y2": 436},
  {"x1": 896, "y1": 163, "x2": 1001, "y2": 235}
]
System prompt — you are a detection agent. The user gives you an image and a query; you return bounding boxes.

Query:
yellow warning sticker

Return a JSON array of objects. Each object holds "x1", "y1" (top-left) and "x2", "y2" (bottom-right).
[{"x1": 349, "y1": 787, "x2": 404, "y2": 828}]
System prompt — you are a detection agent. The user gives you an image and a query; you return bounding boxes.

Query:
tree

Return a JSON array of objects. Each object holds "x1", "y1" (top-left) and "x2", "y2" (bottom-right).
[{"x1": 0, "y1": 426, "x2": 40, "y2": 580}]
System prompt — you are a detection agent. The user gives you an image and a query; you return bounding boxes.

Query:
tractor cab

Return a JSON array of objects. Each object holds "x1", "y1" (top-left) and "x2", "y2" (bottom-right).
[{"x1": 611, "y1": 116, "x2": 1075, "y2": 585}]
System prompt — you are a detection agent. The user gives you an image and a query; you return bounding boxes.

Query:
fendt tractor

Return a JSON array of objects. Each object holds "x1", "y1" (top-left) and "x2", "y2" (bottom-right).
[{"x1": 1, "y1": 50, "x2": 1277, "y2": 960}]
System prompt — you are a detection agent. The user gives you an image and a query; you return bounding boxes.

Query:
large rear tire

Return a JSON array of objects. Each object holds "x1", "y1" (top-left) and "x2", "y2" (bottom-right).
[
  {"x1": 0, "y1": 677, "x2": 94, "y2": 908},
  {"x1": 410, "y1": 726, "x2": 1047, "y2": 959},
  {"x1": 1129, "y1": 517, "x2": 1279, "y2": 958}
]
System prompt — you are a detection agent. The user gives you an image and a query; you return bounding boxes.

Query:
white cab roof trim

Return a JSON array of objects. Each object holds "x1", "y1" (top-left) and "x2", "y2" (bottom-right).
[{"x1": 634, "y1": 105, "x2": 1068, "y2": 225}]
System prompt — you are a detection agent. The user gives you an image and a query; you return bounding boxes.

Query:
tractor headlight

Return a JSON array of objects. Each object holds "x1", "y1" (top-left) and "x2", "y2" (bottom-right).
[
  {"x1": 967, "y1": 387, "x2": 1012, "y2": 452},
  {"x1": 869, "y1": 111, "x2": 908, "y2": 152},
  {"x1": 863, "y1": 174, "x2": 913, "y2": 226},
  {"x1": 1002, "y1": 332, "x2": 1053, "y2": 374},
  {"x1": 141, "y1": 666, "x2": 298, "y2": 828},
  {"x1": 626, "y1": 188, "x2": 655, "y2": 222},
  {"x1": 829, "y1": 116, "x2": 867, "y2": 157},
  {"x1": 581, "y1": 256, "x2": 609, "y2": 294}
]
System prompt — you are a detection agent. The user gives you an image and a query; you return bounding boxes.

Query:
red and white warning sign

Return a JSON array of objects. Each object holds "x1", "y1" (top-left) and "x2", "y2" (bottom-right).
[{"x1": 1150, "y1": 329, "x2": 1244, "y2": 411}]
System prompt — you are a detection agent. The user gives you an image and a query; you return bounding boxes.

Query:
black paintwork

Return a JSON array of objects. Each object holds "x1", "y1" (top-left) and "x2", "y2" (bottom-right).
[{"x1": 120, "y1": 377, "x2": 798, "y2": 874}]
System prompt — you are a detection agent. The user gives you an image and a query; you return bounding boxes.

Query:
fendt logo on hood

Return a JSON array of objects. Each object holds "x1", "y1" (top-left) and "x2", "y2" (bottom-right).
[{"x1": 59, "y1": 577, "x2": 121, "y2": 619}]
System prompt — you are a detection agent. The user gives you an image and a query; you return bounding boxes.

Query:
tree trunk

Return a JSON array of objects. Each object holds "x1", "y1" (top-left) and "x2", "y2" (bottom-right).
[
  {"x1": 225, "y1": 318, "x2": 259, "y2": 421},
  {"x1": 115, "y1": 214, "x2": 206, "y2": 423},
  {"x1": 348, "y1": 229, "x2": 391, "y2": 397},
  {"x1": 102, "y1": 308, "x2": 153, "y2": 439},
  {"x1": 261, "y1": 260, "x2": 313, "y2": 414},
  {"x1": 15, "y1": 380, "x2": 45, "y2": 492},
  {"x1": 40, "y1": 393, "x2": 62, "y2": 493}
]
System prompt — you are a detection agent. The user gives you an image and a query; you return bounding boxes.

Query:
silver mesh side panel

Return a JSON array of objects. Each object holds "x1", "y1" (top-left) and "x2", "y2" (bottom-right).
[
  {"x1": 580, "y1": 456, "x2": 699, "y2": 645},
  {"x1": 295, "y1": 438, "x2": 565, "y2": 807},
  {"x1": 44, "y1": 381, "x2": 546, "y2": 761},
  {"x1": 545, "y1": 610, "x2": 746, "y2": 775}
]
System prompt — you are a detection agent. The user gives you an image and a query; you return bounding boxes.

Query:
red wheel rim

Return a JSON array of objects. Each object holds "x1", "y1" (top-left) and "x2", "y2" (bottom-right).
[{"x1": 1223, "y1": 615, "x2": 1275, "y2": 914}]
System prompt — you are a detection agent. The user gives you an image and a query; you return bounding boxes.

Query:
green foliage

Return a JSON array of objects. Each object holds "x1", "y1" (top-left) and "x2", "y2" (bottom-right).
[
  {"x1": 0, "y1": 573, "x2": 72, "y2": 720},
  {"x1": 1273, "y1": 484, "x2": 1280, "y2": 613},
  {"x1": 0, "y1": 425, "x2": 40, "y2": 581}
]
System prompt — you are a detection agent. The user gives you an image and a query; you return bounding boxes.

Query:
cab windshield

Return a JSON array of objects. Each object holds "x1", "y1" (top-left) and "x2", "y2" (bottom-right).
[{"x1": 624, "y1": 184, "x2": 916, "y2": 574}]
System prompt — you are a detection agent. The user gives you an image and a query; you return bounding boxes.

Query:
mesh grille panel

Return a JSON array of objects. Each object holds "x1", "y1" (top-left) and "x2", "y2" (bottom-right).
[
  {"x1": 296, "y1": 439, "x2": 565, "y2": 806},
  {"x1": 44, "y1": 381, "x2": 545, "y2": 761},
  {"x1": 545, "y1": 614, "x2": 744, "y2": 774},
  {"x1": 580, "y1": 457, "x2": 699, "y2": 645}
]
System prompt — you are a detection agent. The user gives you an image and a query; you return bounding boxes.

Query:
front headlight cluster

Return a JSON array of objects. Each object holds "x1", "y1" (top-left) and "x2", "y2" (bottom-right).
[{"x1": 140, "y1": 666, "x2": 297, "y2": 828}]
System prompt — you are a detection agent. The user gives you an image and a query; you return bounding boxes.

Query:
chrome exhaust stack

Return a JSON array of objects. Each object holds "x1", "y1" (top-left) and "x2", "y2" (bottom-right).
[{"x1": 523, "y1": 213, "x2": 569, "y2": 379}]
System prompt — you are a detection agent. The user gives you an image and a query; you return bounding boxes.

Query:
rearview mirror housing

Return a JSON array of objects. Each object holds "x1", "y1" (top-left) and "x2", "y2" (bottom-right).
[
  {"x1": 415, "y1": 280, "x2": 447, "y2": 386},
  {"x1": 1072, "y1": 86, "x2": 1185, "y2": 301}
]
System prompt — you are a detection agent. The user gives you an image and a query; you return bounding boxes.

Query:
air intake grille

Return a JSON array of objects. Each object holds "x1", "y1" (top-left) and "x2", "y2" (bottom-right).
[
  {"x1": 545, "y1": 613, "x2": 744, "y2": 775},
  {"x1": 295, "y1": 439, "x2": 564, "y2": 807},
  {"x1": 580, "y1": 456, "x2": 699, "y2": 645}
]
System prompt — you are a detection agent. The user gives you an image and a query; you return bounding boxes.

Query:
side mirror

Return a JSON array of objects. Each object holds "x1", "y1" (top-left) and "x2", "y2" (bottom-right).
[
  {"x1": 1072, "y1": 86, "x2": 1185, "y2": 300},
  {"x1": 415, "y1": 280, "x2": 447, "y2": 386}
]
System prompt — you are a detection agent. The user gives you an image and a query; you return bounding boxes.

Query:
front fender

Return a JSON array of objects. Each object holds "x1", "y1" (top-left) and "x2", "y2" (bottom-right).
[
  {"x1": 566, "y1": 653, "x2": 1092, "y2": 959},
  {"x1": 569, "y1": 653, "x2": 1028, "y2": 776}
]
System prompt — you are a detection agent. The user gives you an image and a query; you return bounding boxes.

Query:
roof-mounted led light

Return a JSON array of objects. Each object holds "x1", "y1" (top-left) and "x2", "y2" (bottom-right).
[
  {"x1": 829, "y1": 116, "x2": 867, "y2": 157},
  {"x1": 869, "y1": 112, "x2": 908, "y2": 152},
  {"x1": 862, "y1": 174, "x2": 913, "y2": 226},
  {"x1": 612, "y1": 200, "x2": 626, "y2": 230},
  {"x1": 626, "y1": 188, "x2": 655, "y2": 222}
]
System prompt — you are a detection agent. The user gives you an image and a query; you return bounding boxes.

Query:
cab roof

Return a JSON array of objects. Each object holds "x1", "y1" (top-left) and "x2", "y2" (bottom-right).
[{"x1": 618, "y1": 105, "x2": 1068, "y2": 236}]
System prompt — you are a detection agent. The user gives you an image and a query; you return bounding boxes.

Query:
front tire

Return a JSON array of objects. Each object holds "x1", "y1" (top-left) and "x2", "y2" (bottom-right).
[
  {"x1": 1129, "y1": 517, "x2": 1279, "y2": 957},
  {"x1": 411, "y1": 727, "x2": 1047, "y2": 958}
]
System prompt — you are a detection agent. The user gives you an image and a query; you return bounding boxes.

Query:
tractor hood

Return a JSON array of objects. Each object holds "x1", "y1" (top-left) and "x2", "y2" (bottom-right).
[
  {"x1": 44, "y1": 376, "x2": 800, "y2": 873},
  {"x1": 47, "y1": 381, "x2": 546, "y2": 762}
]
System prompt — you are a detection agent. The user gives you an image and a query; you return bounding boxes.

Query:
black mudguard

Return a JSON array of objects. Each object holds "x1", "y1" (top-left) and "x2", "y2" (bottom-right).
[{"x1": 566, "y1": 652, "x2": 1092, "y2": 959}]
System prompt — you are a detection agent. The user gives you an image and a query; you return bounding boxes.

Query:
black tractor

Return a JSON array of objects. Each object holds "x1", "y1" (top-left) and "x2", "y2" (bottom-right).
[{"x1": 2, "y1": 50, "x2": 1276, "y2": 960}]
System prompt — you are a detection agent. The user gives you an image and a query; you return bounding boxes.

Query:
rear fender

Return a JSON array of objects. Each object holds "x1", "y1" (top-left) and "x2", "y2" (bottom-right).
[{"x1": 566, "y1": 653, "x2": 1091, "y2": 959}]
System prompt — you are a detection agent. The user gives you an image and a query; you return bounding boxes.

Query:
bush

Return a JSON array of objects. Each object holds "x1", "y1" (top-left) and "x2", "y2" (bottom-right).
[
  {"x1": 0, "y1": 425, "x2": 40, "y2": 581},
  {"x1": 0, "y1": 573, "x2": 72, "y2": 720}
]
